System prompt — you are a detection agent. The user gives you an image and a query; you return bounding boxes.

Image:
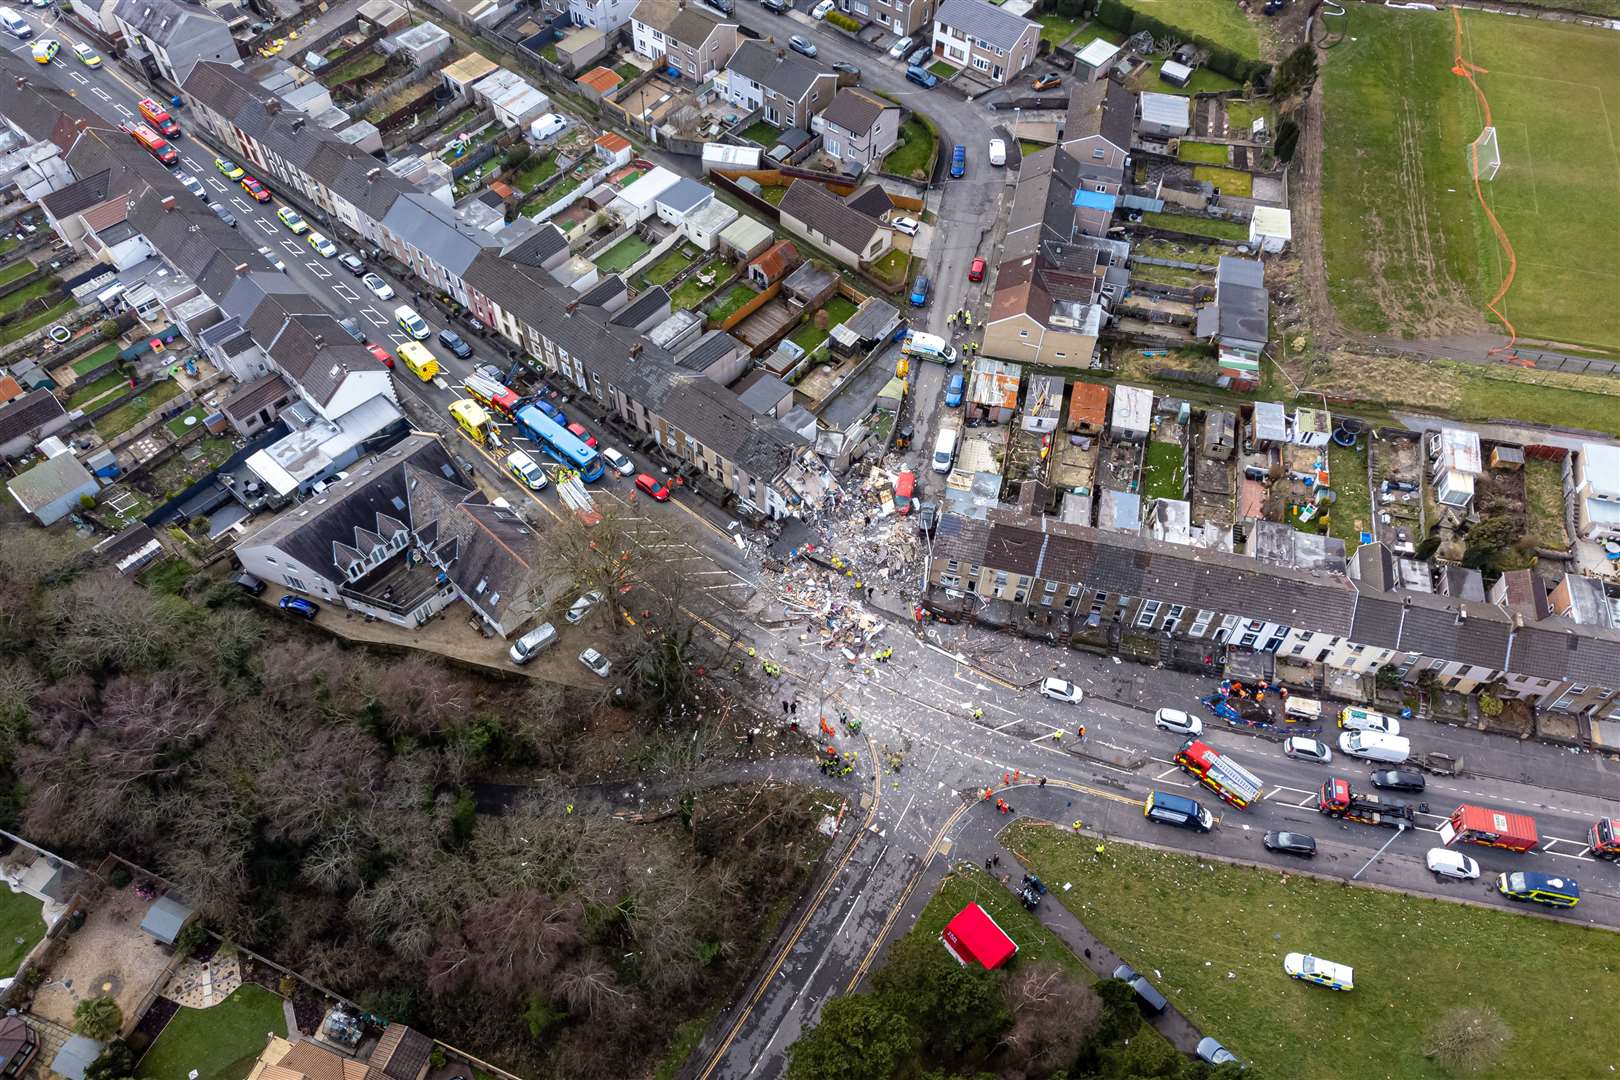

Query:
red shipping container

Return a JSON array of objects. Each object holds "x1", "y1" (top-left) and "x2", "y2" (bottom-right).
[{"x1": 1444, "y1": 804, "x2": 1538, "y2": 853}]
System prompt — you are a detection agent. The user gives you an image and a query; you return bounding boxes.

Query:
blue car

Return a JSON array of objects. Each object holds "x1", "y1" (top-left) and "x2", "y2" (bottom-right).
[
  {"x1": 945, "y1": 372, "x2": 964, "y2": 407},
  {"x1": 537, "y1": 400, "x2": 568, "y2": 427},
  {"x1": 950, "y1": 144, "x2": 966, "y2": 179},
  {"x1": 278, "y1": 595, "x2": 320, "y2": 620},
  {"x1": 905, "y1": 65, "x2": 938, "y2": 89},
  {"x1": 909, "y1": 274, "x2": 930, "y2": 307}
]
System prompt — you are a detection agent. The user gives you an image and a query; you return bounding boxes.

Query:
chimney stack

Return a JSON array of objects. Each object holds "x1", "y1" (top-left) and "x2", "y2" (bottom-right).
[
  {"x1": 13, "y1": 77, "x2": 24, "y2": 91},
  {"x1": 291, "y1": 116, "x2": 305, "y2": 131},
  {"x1": 629, "y1": 343, "x2": 643, "y2": 359},
  {"x1": 367, "y1": 167, "x2": 381, "y2": 179},
  {"x1": 161, "y1": 195, "x2": 176, "y2": 211},
  {"x1": 565, "y1": 301, "x2": 578, "y2": 316},
  {"x1": 234, "y1": 262, "x2": 249, "y2": 275},
  {"x1": 313, "y1": 333, "x2": 324, "y2": 347}
]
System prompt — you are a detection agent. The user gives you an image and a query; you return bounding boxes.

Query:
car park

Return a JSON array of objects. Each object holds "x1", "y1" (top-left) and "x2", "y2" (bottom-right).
[
  {"x1": 367, "y1": 343, "x2": 394, "y2": 369},
  {"x1": 508, "y1": 622, "x2": 558, "y2": 664},
  {"x1": 1425, "y1": 847, "x2": 1480, "y2": 880},
  {"x1": 396, "y1": 306, "x2": 431, "y2": 339},
  {"x1": 506, "y1": 450, "x2": 549, "y2": 491},
  {"x1": 566, "y1": 590, "x2": 604, "y2": 623},
  {"x1": 257, "y1": 245, "x2": 286, "y2": 272},
  {"x1": 635, "y1": 473, "x2": 671, "y2": 501},
  {"x1": 338, "y1": 252, "x2": 365, "y2": 275},
  {"x1": 1369, "y1": 769, "x2": 1425, "y2": 792},
  {"x1": 968, "y1": 257, "x2": 986, "y2": 282},
  {"x1": 362, "y1": 273, "x2": 395, "y2": 300},
  {"x1": 891, "y1": 216, "x2": 920, "y2": 236},
  {"x1": 216, "y1": 157, "x2": 246, "y2": 180},
  {"x1": 438, "y1": 328, "x2": 473, "y2": 358},
  {"x1": 307, "y1": 232, "x2": 337, "y2": 257},
  {"x1": 1153, "y1": 707, "x2": 1202, "y2": 736},
  {"x1": 601, "y1": 447, "x2": 635, "y2": 476},
  {"x1": 276, "y1": 205, "x2": 307, "y2": 232},
  {"x1": 1111, "y1": 965, "x2": 1168, "y2": 1013},
  {"x1": 1032, "y1": 73, "x2": 1062, "y2": 91},
  {"x1": 579, "y1": 647, "x2": 612, "y2": 678},
  {"x1": 905, "y1": 65, "x2": 939, "y2": 88},
  {"x1": 1264, "y1": 831, "x2": 1317, "y2": 858},
  {"x1": 949, "y1": 144, "x2": 966, "y2": 178},
  {"x1": 72, "y1": 41, "x2": 101, "y2": 66},
  {"x1": 909, "y1": 274, "x2": 930, "y2": 307},
  {"x1": 788, "y1": 35, "x2": 816, "y2": 57},
  {"x1": 1283, "y1": 953, "x2": 1353, "y2": 991},
  {"x1": 278, "y1": 595, "x2": 319, "y2": 620},
  {"x1": 1038, "y1": 676, "x2": 1082, "y2": 704},
  {"x1": 888, "y1": 35, "x2": 914, "y2": 59},
  {"x1": 209, "y1": 203, "x2": 237, "y2": 228},
  {"x1": 1283, "y1": 736, "x2": 1332, "y2": 764},
  {"x1": 240, "y1": 176, "x2": 271, "y2": 202},
  {"x1": 945, "y1": 373, "x2": 964, "y2": 407}
]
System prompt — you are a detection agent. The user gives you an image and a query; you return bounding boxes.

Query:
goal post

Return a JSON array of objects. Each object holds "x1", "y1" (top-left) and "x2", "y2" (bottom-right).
[{"x1": 1467, "y1": 126, "x2": 1501, "y2": 182}]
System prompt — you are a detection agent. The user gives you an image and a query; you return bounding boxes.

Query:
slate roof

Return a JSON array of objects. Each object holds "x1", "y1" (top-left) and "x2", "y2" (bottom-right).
[
  {"x1": 578, "y1": 274, "x2": 627, "y2": 307},
  {"x1": 502, "y1": 222, "x2": 568, "y2": 266},
  {"x1": 1507, "y1": 618, "x2": 1620, "y2": 684},
  {"x1": 1061, "y1": 79, "x2": 1134, "y2": 154},
  {"x1": 844, "y1": 185, "x2": 892, "y2": 219},
  {"x1": 656, "y1": 177, "x2": 713, "y2": 215},
  {"x1": 112, "y1": 0, "x2": 226, "y2": 48},
  {"x1": 223, "y1": 373, "x2": 293, "y2": 422},
  {"x1": 1395, "y1": 595, "x2": 1512, "y2": 670},
  {"x1": 609, "y1": 286, "x2": 671, "y2": 329},
  {"x1": 8, "y1": 453, "x2": 94, "y2": 511},
  {"x1": 676, "y1": 330, "x2": 744, "y2": 372},
  {"x1": 631, "y1": 0, "x2": 730, "y2": 47},
  {"x1": 822, "y1": 88, "x2": 891, "y2": 135},
  {"x1": 382, "y1": 193, "x2": 497, "y2": 277},
  {"x1": 778, "y1": 181, "x2": 883, "y2": 256},
  {"x1": 0, "y1": 390, "x2": 66, "y2": 446},
  {"x1": 934, "y1": 0, "x2": 1037, "y2": 50},
  {"x1": 369, "y1": 1026, "x2": 435, "y2": 1080},
  {"x1": 41, "y1": 169, "x2": 115, "y2": 218},
  {"x1": 726, "y1": 41, "x2": 828, "y2": 101},
  {"x1": 1211, "y1": 256, "x2": 1268, "y2": 344}
]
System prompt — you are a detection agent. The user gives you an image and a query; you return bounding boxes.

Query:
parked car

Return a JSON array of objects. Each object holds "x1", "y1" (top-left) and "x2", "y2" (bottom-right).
[
  {"x1": 760, "y1": 0, "x2": 788, "y2": 12},
  {"x1": 71, "y1": 41, "x2": 101, "y2": 67},
  {"x1": 177, "y1": 173, "x2": 207, "y2": 199},
  {"x1": 1153, "y1": 707, "x2": 1202, "y2": 736},
  {"x1": 506, "y1": 449, "x2": 549, "y2": 491},
  {"x1": 1370, "y1": 769, "x2": 1426, "y2": 792},
  {"x1": 1038, "y1": 677, "x2": 1082, "y2": 704},
  {"x1": 601, "y1": 447, "x2": 635, "y2": 476},
  {"x1": 949, "y1": 144, "x2": 966, "y2": 178},
  {"x1": 891, "y1": 216, "x2": 921, "y2": 236},
  {"x1": 216, "y1": 156, "x2": 246, "y2": 180},
  {"x1": 893, "y1": 470, "x2": 915, "y2": 515},
  {"x1": 888, "y1": 35, "x2": 914, "y2": 59},
  {"x1": 905, "y1": 65, "x2": 939, "y2": 88},
  {"x1": 788, "y1": 34, "x2": 816, "y2": 57},
  {"x1": 906, "y1": 45, "x2": 932, "y2": 67},
  {"x1": 438, "y1": 327, "x2": 473, "y2": 358},
  {"x1": 509, "y1": 622, "x2": 558, "y2": 664},
  {"x1": 566, "y1": 422, "x2": 599, "y2": 449},
  {"x1": 256, "y1": 245, "x2": 286, "y2": 272},
  {"x1": 338, "y1": 252, "x2": 365, "y2": 275},
  {"x1": 338, "y1": 317, "x2": 365, "y2": 344},
  {"x1": 909, "y1": 274, "x2": 930, "y2": 307},
  {"x1": 278, "y1": 595, "x2": 319, "y2": 620},
  {"x1": 1196, "y1": 1037, "x2": 1238, "y2": 1067},
  {"x1": 635, "y1": 473, "x2": 671, "y2": 501},
  {"x1": 367, "y1": 343, "x2": 394, "y2": 369},
  {"x1": 1111, "y1": 965, "x2": 1167, "y2": 1013},
  {"x1": 579, "y1": 647, "x2": 613, "y2": 678},
  {"x1": 988, "y1": 138, "x2": 1006, "y2": 166},
  {"x1": 831, "y1": 61, "x2": 861, "y2": 76},
  {"x1": 811, "y1": 0, "x2": 834, "y2": 16},
  {"x1": 234, "y1": 572, "x2": 266, "y2": 596},
  {"x1": 968, "y1": 257, "x2": 986, "y2": 282},
  {"x1": 362, "y1": 273, "x2": 395, "y2": 300},
  {"x1": 209, "y1": 203, "x2": 237, "y2": 228},
  {"x1": 310, "y1": 471, "x2": 349, "y2": 494},
  {"x1": 473, "y1": 362, "x2": 505, "y2": 383},
  {"x1": 1426, "y1": 847, "x2": 1480, "y2": 880},
  {"x1": 276, "y1": 205, "x2": 307, "y2": 232},
  {"x1": 240, "y1": 176, "x2": 271, "y2": 203},
  {"x1": 1284, "y1": 953, "x2": 1353, "y2": 991},
  {"x1": 945, "y1": 372, "x2": 965, "y2": 407},
  {"x1": 1264, "y1": 831, "x2": 1318, "y2": 858},
  {"x1": 917, "y1": 500, "x2": 939, "y2": 533},
  {"x1": 307, "y1": 231, "x2": 337, "y2": 258},
  {"x1": 567, "y1": 590, "x2": 604, "y2": 624},
  {"x1": 1032, "y1": 73, "x2": 1062, "y2": 91},
  {"x1": 396, "y1": 305, "x2": 430, "y2": 340},
  {"x1": 1283, "y1": 736, "x2": 1332, "y2": 765}
]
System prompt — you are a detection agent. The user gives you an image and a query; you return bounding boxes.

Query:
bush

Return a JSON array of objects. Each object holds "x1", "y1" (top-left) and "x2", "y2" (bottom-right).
[
  {"x1": 825, "y1": 9, "x2": 861, "y2": 31},
  {"x1": 78, "y1": 493, "x2": 96, "y2": 510},
  {"x1": 73, "y1": 995, "x2": 123, "y2": 1041},
  {"x1": 1479, "y1": 692, "x2": 1504, "y2": 718},
  {"x1": 279, "y1": 975, "x2": 299, "y2": 997},
  {"x1": 99, "y1": 319, "x2": 120, "y2": 340},
  {"x1": 430, "y1": 1048, "x2": 447, "y2": 1070},
  {"x1": 108, "y1": 866, "x2": 131, "y2": 889},
  {"x1": 84, "y1": 1042, "x2": 136, "y2": 1080},
  {"x1": 174, "y1": 921, "x2": 209, "y2": 959}
]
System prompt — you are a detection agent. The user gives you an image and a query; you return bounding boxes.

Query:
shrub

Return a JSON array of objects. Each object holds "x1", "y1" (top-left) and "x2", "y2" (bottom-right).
[
  {"x1": 279, "y1": 975, "x2": 299, "y2": 997},
  {"x1": 1478, "y1": 692, "x2": 1504, "y2": 718},
  {"x1": 174, "y1": 921, "x2": 209, "y2": 959},
  {"x1": 825, "y1": 10, "x2": 861, "y2": 31},
  {"x1": 430, "y1": 1048, "x2": 448, "y2": 1070},
  {"x1": 108, "y1": 866, "x2": 131, "y2": 889},
  {"x1": 73, "y1": 995, "x2": 123, "y2": 1041},
  {"x1": 99, "y1": 319, "x2": 120, "y2": 340},
  {"x1": 78, "y1": 493, "x2": 96, "y2": 510}
]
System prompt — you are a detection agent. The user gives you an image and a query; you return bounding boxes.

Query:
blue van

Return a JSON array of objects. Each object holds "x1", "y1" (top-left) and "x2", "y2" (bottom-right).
[
  {"x1": 1143, "y1": 791, "x2": 1213, "y2": 832},
  {"x1": 909, "y1": 274, "x2": 930, "y2": 307},
  {"x1": 905, "y1": 65, "x2": 939, "y2": 89},
  {"x1": 945, "y1": 372, "x2": 964, "y2": 407},
  {"x1": 950, "y1": 145, "x2": 966, "y2": 179},
  {"x1": 1498, "y1": 871, "x2": 1580, "y2": 908}
]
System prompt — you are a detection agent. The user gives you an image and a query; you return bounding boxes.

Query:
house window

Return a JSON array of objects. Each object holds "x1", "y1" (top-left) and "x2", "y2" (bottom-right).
[
  {"x1": 1238, "y1": 632, "x2": 1259, "y2": 648},
  {"x1": 285, "y1": 575, "x2": 307, "y2": 593},
  {"x1": 1136, "y1": 599, "x2": 1161, "y2": 628},
  {"x1": 1092, "y1": 148, "x2": 1105, "y2": 159},
  {"x1": 1043, "y1": 581, "x2": 1058, "y2": 593},
  {"x1": 1068, "y1": 583, "x2": 1080, "y2": 597},
  {"x1": 1188, "y1": 610, "x2": 1213, "y2": 637},
  {"x1": 1019, "y1": 329, "x2": 1030, "y2": 338},
  {"x1": 973, "y1": 56, "x2": 990, "y2": 72}
]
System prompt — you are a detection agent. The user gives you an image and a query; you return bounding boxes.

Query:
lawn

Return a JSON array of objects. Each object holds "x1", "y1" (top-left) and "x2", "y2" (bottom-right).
[
  {"x1": 509, "y1": 152, "x2": 559, "y2": 192},
  {"x1": 739, "y1": 120, "x2": 782, "y2": 147},
  {"x1": 0, "y1": 298, "x2": 76, "y2": 346},
  {"x1": 788, "y1": 296, "x2": 859, "y2": 353},
  {"x1": 67, "y1": 371, "x2": 129, "y2": 410},
  {"x1": 912, "y1": 865, "x2": 1089, "y2": 977},
  {"x1": 71, "y1": 342, "x2": 121, "y2": 377},
  {"x1": 707, "y1": 283, "x2": 759, "y2": 323},
  {"x1": 1034, "y1": 11, "x2": 1086, "y2": 46},
  {"x1": 441, "y1": 124, "x2": 501, "y2": 165},
  {"x1": 1139, "y1": 211, "x2": 1247, "y2": 242},
  {"x1": 928, "y1": 60, "x2": 959, "y2": 78},
  {"x1": 0, "y1": 888, "x2": 45, "y2": 976},
  {"x1": 1176, "y1": 140, "x2": 1230, "y2": 165},
  {"x1": 1113, "y1": 0, "x2": 1260, "y2": 58},
  {"x1": 0, "y1": 260, "x2": 33, "y2": 287},
  {"x1": 670, "y1": 272, "x2": 727, "y2": 311},
  {"x1": 1127, "y1": 63, "x2": 1241, "y2": 96},
  {"x1": 96, "y1": 379, "x2": 183, "y2": 438},
  {"x1": 0, "y1": 278, "x2": 55, "y2": 318},
  {"x1": 1223, "y1": 97, "x2": 1275, "y2": 136},
  {"x1": 1522, "y1": 457, "x2": 1569, "y2": 550},
  {"x1": 136, "y1": 983, "x2": 287, "y2": 1080},
  {"x1": 1140, "y1": 439, "x2": 1186, "y2": 501},
  {"x1": 522, "y1": 174, "x2": 584, "y2": 217},
  {"x1": 1010, "y1": 821, "x2": 1620, "y2": 1079},
  {"x1": 642, "y1": 247, "x2": 698, "y2": 288},
  {"x1": 322, "y1": 49, "x2": 385, "y2": 85},
  {"x1": 1326, "y1": 436, "x2": 1371, "y2": 549},
  {"x1": 595, "y1": 235, "x2": 652, "y2": 274},
  {"x1": 1191, "y1": 165, "x2": 1252, "y2": 197},
  {"x1": 615, "y1": 62, "x2": 641, "y2": 82},
  {"x1": 1018, "y1": 139, "x2": 1049, "y2": 158},
  {"x1": 882, "y1": 116, "x2": 937, "y2": 179},
  {"x1": 869, "y1": 248, "x2": 910, "y2": 288},
  {"x1": 760, "y1": 185, "x2": 790, "y2": 206},
  {"x1": 1321, "y1": 6, "x2": 1620, "y2": 353},
  {"x1": 165, "y1": 404, "x2": 209, "y2": 439}
]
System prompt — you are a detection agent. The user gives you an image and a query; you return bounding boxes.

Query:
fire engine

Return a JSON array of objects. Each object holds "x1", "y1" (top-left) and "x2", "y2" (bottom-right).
[
  {"x1": 1587, "y1": 819, "x2": 1620, "y2": 861},
  {"x1": 122, "y1": 123, "x2": 178, "y2": 167},
  {"x1": 136, "y1": 98, "x2": 181, "y2": 139},
  {"x1": 1442, "y1": 804, "x2": 1538, "y2": 853},
  {"x1": 1173, "y1": 739, "x2": 1263, "y2": 809}
]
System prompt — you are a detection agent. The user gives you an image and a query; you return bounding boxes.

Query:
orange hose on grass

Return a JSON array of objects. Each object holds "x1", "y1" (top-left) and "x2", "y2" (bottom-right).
[{"x1": 1451, "y1": 6, "x2": 1518, "y2": 356}]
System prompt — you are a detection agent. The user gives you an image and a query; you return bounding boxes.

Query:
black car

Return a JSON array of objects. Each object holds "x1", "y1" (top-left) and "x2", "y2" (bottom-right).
[
  {"x1": 760, "y1": 0, "x2": 787, "y2": 12},
  {"x1": 831, "y1": 61, "x2": 861, "y2": 77},
  {"x1": 438, "y1": 328, "x2": 473, "y2": 358},
  {"x1": 338, "y1": 317, "x2": 366, "y2": 344},
  {"x1": 1370, "y1": 769, "x2": 1426, "y2": 792},
  {"x1": 1018, "y1": 873, "x2": 1046, "y2": 911},
  {"x1": 209, "y1": 203, "x2": 237, "y2": 228},
  {"x1": 1263, "y1": 831, "x2": 1317, "y2": 858},
  {"x1": 233, "y1": 572, "x2": 266, "y2": 596},
  {"x1": 338, "y1": 252, "x2": 365, "y2": 275}
]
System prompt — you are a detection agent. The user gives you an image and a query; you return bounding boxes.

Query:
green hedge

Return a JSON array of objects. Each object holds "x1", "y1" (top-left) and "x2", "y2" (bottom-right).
[
  {"x1": 825, "y1": 10, "x2": 861, "y2": 31},
  {"x1": 1093, "y1": 0, "x2": 1271, "y2": 84}
]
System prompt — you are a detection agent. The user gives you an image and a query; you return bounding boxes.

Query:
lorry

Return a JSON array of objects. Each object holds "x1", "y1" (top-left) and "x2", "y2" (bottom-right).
[
  {"x1": 1174, "y1": 738, "x2": 1264, "y2": 809},
  {"x1": 1441, "y1": 803, "x2": 1538, "y2": 853},
  {"x1": 1587, "y1": 819, "x2": 1620, "y2": 861},
  {"x1": 1316, "y1": 777, "x2": 1417, "y2": 829}
]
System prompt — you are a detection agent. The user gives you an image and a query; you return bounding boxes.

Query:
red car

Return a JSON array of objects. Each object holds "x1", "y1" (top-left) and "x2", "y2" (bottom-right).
[
  {"x1": 567, "y1": 421, "x2": 598, "y2": 449},
  {"x1": 968, "y1": 257, "x2": 986, "y2": 283},
  {"x1": 635, "y1": 473, "x2": 671, "y2": 501},
  {"x1": 240, "y1": 176, "x2": 271, "y2": 203},
  {"x1": 367, "y1": 343, "x2": 394, "y2": 369}
]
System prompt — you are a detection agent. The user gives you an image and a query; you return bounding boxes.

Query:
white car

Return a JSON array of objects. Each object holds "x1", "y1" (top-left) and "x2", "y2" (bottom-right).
[
  {"x1": 395, "y1": 305, "x2": 431, "y2": 340},
  {"x1": 307, "y1": 231, "x2": 337, "y2": 258},
  {"x1": 811, "y1": 0, "x2": 834, "y2": 15},
  {"x1": 891, "y1": 216, "x2": 920, "y2": 236},
  {"x1": 1283, "y1": 736, "x2": 1332, "y2": 765},
  {"x1": 579, "y1": 647, "x2": 612, "y2": 678},
  {"x1": 257, "y1": 246, "x2": 287, "y2": 272},
  {"x1": 1426, "y1": 847, "x2": 1480, "y2": 880},
  {"x1": 362, "y1": 272, "x2": 395, "y2": 300},
  {"x1": 177, "y1": 173, "x2": 207, "y2": 199},
  {"x1": 310, "y1": 471, "x2": 348, "y2": 494},
  {"x1": 1038, "y1": 676, "x2": 1082, "y2": 705},
  {"x1": 988, "y1": 138, "x2": 1007, "y2": 166},
  {"x1": 505, "y1": 449, "x2": 549, "y2": 491},
  {"x1": 601, "y1": 447, "x2": 635, "y2": 476},
  {"x1": 1153, "y1": 707, "x2": 1202, "y2": 736},
  {"x1": 1196, "y1": 1038, "x2": 1238, "y2": 1067},
  {"x1": 566, "y1": 590, "x2": 604, "y2": 624},
  {"x1": 888, "y1": 35, "x2": 914, "y2": 59}
]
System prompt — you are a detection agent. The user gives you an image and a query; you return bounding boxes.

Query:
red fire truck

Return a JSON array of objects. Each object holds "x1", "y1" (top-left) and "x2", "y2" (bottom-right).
[
  {"x1": 136, "y1": 98, "x2": 181, "y2": 139},
  {"x1": 122, "y1": 123, "x2": 178, "y2": 167},
  {"x1": 1173, "y1": 739, "x2": 1264, "y2": 809},
  {"x1": 1442, "y1": 804, "x2": 1538, "y2": 853},
  {"x1": 463, "y1": 373, "x2": 520, "y2": 421},
  {"x1": 1588, "y1": 819, "x2": 1620, "y2": 861},
  {"x1": 1316, "y1": 778, "x2": 1416, "y2": 829}
]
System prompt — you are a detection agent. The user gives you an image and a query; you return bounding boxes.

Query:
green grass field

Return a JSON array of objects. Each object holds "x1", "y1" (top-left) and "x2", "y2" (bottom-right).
[
  {"x1": 1141, "y1": 440, "x2": 1186, "y2": 501},
  {"x1": 1326, "y1": 437, "x2": 1370, "y2": 550},
  {"x1": 136, "y1": 984, "x2": 287, "y2": 1080},
  {"x1": 96, "y1": 379, "x2": 183, "y2": 438},
  {"x1": 595, "y1": 235, "x2": 652, "y2": 273},
  {"x1": 1115, "y1": 0, "x2": 1260, "y2": 58},
  {"x1": 1192, "y1": 165, "x2": 1252, "y2": 197},
  {"x1": 883, "y1": 116, "x2": 937, "y2": 179},
  {"x1": 1321, "y1": 6, "x2": 1620, "y2": 354},
  {"x1": 68, "y1": 371, "x2": 129, "y2": 410},
  {"x1": 0, "y1": 888, "x2": 44, "y2": 975},
  {"x1": 1140, "y1": 211, "x2": 1247, "y2": 242},
  {"x1": 1176, "y1": 140, "x2": 1230, "y2": 165},
  {"x1": 1010, "y1": 822, "x2": 1620, "y2": 1079}
]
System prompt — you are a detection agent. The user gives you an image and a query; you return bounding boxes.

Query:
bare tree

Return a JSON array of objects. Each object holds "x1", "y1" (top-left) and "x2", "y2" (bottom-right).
[
  {"x1": 1000, "y1": 965, "x2": 1101, "y2": 1078},
  {"x1": 1424, "y1": 1006, "x2": 1510, "y2": 1074},
  {"x1": 554, "y1": 956, "x2": 629, "y2": 1017},
  {"x1": 43, "y1": 574, "x2": 182, "y2": 676},
  {"x1": 374, "y1": 653, "x2": 471, "y2": 738},
  {"x1": 427, "y1": 891, "x2": 583, "y2": 998}
]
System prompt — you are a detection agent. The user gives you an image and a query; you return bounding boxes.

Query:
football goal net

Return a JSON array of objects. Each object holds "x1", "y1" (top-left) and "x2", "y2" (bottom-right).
[{"x1": 1467, "y1": 126, "x2": 1501, "y2": 182}]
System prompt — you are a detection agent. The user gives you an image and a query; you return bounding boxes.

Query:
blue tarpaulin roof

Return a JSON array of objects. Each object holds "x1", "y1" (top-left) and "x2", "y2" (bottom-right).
[{"x1": 1072, "y1": 190, "x2": 1118, "y2": 212}]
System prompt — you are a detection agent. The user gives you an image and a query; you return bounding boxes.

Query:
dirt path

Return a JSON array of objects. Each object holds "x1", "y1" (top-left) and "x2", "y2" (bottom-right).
[{"x1": 1293, "y1": 56, "x2": 1339, "y2": 347}]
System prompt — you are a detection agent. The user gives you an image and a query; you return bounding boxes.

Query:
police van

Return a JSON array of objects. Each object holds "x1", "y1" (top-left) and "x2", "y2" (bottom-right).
[{"x1": 1143, "y1": 791, "x2": 1213, "y2": 833}]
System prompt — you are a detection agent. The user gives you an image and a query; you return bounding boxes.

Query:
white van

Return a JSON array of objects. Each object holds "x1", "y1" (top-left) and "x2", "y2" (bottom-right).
[
  {"x1": 508, "y1": 621, "x2": 559, "y2": 664},
  {"x1": 0, "y1": 7, "x2": 32, "y2": 36},
  {"x1": 1337, "y1": 730, "x2": 1411, "y2": 764},
  {"x1": 1339, "y1": 706, "x2": 1399, "y2": 736},
  {"x1": 932, "y1": 426, "x2": 958, "y2": 474},
  {"x1": 901, "y1": 332, "x2": 957, "y2": 364},
  {"x1": 988, "y1": 138, "x2": 1006, "y2": 166}
]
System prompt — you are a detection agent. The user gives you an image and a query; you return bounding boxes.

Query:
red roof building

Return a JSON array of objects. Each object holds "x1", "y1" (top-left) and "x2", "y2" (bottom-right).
[{"x1": 940, "y1": 902, "x2": 1018, "y2": 970}]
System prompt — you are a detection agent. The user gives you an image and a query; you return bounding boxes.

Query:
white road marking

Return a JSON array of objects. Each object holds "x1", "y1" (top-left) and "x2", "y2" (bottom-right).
[
  {"x1": 69, "y1": 71, "x2": 86, "y2": 84},
  {"x1": 182, "y1": 157, "x2": 202, "y2": 172},
  {"x1": 305, "y1": 261, "x2": 332, "y2": 279},
  {"x1": 254, "y1": 219, "x2": 276, "y2": 235},
  {"x1": 230, "y1": 197, "x2": 252, "y2": 213},
  {"x1": 207, "y1": 177, "x2": 227, "y2": 191},
  {"x1": 332, "y1": 284, "x2": 360, "y2": 302},
  {"x1": 280, "y1": 239, "x2": 301, "y2": 255}
]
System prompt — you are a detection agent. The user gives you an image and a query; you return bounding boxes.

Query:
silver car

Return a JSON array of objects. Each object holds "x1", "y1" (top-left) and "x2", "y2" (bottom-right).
[
  {"x1": 579, "y1": 647, "x2": 612, "y2": 678},
  {"x1": 566, "y1": 590, "x2": 604, "y2": 624}
]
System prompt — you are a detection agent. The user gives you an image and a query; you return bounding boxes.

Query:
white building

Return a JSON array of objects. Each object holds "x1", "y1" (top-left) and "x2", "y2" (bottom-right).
[{"x1": 1430, "y1": 427, "x2": 1483, "y2": 511}]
